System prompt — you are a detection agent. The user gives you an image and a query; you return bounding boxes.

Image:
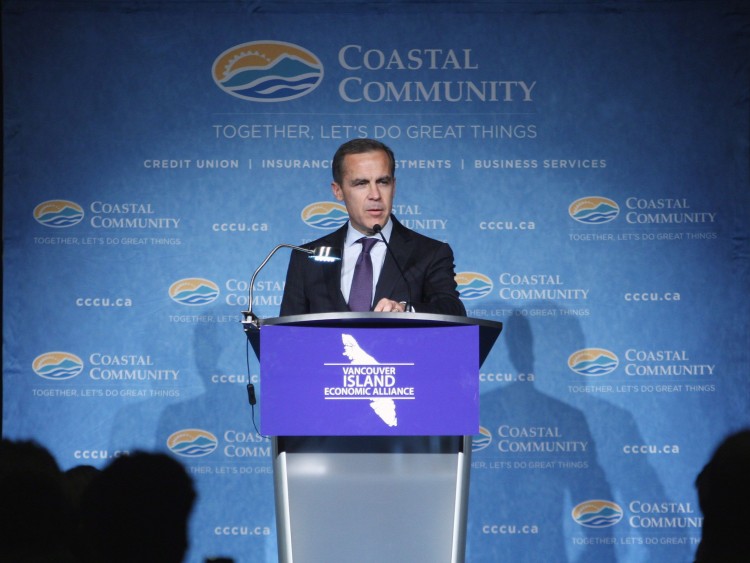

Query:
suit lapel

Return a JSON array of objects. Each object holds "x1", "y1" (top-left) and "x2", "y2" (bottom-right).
[
  {"x1": 322, "y1": 226, "x2": 349, "y2": 310},
  {"x1": 374, "y1": 217, "x2": 414, "y2": 303}
]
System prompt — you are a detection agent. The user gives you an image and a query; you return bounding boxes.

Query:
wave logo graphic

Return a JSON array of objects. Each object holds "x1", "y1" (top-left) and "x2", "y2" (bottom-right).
[
  {"x1": 572, "y1": 500, "x2": 624, "y2": 528},
  {"x1": 212, "y1": 41, "x2": 324, "y2": 102},
  {"x1": 472, "y1": 426, "x2": 493, "y2": 452},
  {"x1": 456, "y1": 272, "x2": 493, "y2": 300},
  {"x1": 568, "y1": 348, "x2": 619, "y2": 377},
  {"x1": 569, "y1": 197, "x2": 620, "y2": 224},
  {"x1": 301, "y1": 202, "x2": 349, "y2": 230},
  {"x1": 34, "y1": 200, "x2": 84, "y2": 228},
  {"x1": 33, "y1": 352, "x2": 84, "y2": 381},
  {"x1": 169, "y1": 278, "x2": 220, "y2": 306},
  {"x1": 167, "y1": 429, "x2": 218, "y2": 458}
]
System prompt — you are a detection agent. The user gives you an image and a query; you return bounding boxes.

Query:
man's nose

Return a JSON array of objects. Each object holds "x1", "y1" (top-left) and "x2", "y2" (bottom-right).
[{"x1": 367, "y1": 183, "x2": 381, "y2": 198}]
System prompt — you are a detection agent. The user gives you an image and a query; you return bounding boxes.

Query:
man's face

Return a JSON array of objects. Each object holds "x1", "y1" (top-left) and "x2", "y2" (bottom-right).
[{"x1": 332, "y1": 150, "x2": 395, "y2": 235}]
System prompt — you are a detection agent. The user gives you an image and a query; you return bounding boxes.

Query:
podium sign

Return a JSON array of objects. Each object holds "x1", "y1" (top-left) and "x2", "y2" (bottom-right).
[
  {"x1": 260, "y1": 324, "x2": 479, "y2": 436},
  {"x1": 246, "y1": 312, "x2": 501, "y2": 562}
]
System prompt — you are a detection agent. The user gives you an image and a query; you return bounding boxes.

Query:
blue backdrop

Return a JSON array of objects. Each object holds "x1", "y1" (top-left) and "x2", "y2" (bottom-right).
[{"x1": 3, "y1": 1, "x2": 749, "y2": 561}]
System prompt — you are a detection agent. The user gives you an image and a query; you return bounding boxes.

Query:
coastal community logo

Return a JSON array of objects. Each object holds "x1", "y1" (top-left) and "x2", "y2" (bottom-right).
[
  {"x1": 33, "y1": 200, "x2": 84, "y2": 228},
  {"x1": 212, "y1": 40, "x2": 324, "y2": 102},
  {"x1": 301, "y1": 202, "x2": 349, "y2": 229},
  {"x1": 33, "y1": 352, "x2": 84, "y2": 380},
  {"x1": 455, "y1": 272, "x2": 493, "y2": 300},
  {"x1": 167, "y1": 429, "x2": 218, "y2": 458},
  {"x1": 568, "y1": 348, "x2": 619, "y2": 377},
  {"x1": 569, "y1": 197, "x2": 619, "y2": 225},
  {"x1": 472, "y1": 426, "x2": 493, "y2": 452},
  {"x1": 571, "y1": 500, "x2": 624, "y2": 528},
  {"x1": 169, "y1": 278, "x2": 220, "y2": 306}
]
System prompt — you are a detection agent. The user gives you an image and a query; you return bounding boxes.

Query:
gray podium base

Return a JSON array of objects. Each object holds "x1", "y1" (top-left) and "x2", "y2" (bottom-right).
[{"x1": 273, "y1": 436, "x2": 471, "y2": 563}]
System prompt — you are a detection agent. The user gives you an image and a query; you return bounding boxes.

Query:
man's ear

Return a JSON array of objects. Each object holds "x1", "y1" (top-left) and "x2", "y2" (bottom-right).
[{"x1": 331, "y1": 182, "x2": 344, "y2": 201}]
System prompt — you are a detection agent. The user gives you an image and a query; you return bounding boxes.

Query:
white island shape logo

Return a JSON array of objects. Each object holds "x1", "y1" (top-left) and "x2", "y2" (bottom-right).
[{"x1": 341, "y1": 334, "x2": 398, "y2": 427}]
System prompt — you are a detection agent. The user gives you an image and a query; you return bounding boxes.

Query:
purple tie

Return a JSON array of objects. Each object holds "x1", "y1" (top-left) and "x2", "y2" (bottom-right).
[{"x1": 349, "y1": 237, "x2": 378, "y2": 312}]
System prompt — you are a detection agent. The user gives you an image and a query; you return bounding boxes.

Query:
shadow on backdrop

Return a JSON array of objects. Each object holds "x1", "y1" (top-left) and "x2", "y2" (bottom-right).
[
  {"x1": 155, "y1": 309, "x2": 277, "y2": 563},
  {"x1": 467, "y1": 301, "x2": 691, "y2": 562}
]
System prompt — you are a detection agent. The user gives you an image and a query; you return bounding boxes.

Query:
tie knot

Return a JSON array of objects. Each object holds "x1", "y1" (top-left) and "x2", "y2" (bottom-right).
[{"x1": 358, "y1": 237, "x2": 378, "y2": 253}]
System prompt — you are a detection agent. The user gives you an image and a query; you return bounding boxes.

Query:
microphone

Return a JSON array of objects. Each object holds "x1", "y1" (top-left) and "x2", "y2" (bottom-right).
[
  {"x1": 372, "y1": 223, "x2": 413, "y2": 312},
  {"x1": 242, "y1": 243, "x2": 340, "y2": 328}
]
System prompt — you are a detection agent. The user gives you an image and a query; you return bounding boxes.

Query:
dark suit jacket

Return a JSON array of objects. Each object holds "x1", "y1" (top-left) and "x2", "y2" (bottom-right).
[{"x1": 280, "y1": 216, "x2": 466, "y2": 316}]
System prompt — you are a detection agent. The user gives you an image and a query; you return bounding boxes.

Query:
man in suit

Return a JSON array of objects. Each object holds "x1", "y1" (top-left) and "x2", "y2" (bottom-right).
[{"x1": 280, "y1": 138, "x2": 465, "y2": 317}]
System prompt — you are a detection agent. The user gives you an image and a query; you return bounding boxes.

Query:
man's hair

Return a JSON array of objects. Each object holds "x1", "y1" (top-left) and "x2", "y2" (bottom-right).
[{"x1": 332, "y1": 138, "x2": 396, "y2": 185}]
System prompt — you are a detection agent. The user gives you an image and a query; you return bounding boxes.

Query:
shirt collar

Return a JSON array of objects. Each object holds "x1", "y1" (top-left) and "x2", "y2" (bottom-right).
[{"x1": 344, "y1": 218, "x2": 393, "y2": 247}]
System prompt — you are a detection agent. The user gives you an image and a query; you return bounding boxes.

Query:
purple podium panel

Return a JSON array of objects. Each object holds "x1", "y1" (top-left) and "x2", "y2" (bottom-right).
[{"x1": 260, "y1": 324, "x2": 479, "y2": 436}]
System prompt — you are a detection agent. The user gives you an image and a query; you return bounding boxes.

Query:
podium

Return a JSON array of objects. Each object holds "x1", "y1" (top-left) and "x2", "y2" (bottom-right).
[{"x1": 244, "y1": 312, "x2": 502, "y2": 563}]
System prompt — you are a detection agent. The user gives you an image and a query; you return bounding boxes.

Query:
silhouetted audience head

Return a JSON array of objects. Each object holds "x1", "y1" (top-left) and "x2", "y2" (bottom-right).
[
  {"x1": 79, "y1": 451, "x2": 196, "y2": 563},
  {"x1": 63, "y1": 464, "x2": 100, "y2": 513},
  {"x1": 694, "y1": 428, "x2": 750, "y2": 562},
  {"x1": 62, "y1": 464, "x2": 101, "y2": 560},
  {"x1": 0, "y1": 438, "x2": 77, "y2": 562}
]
